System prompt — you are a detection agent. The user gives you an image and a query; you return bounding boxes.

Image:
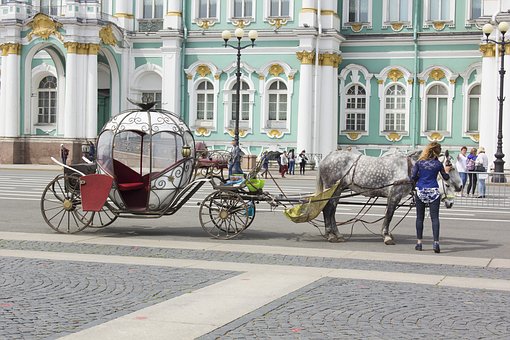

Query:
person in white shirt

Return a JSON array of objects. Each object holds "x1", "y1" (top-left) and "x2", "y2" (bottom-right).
[
  {"x1": 455, "y1": 146, "x2": 468, "y2": 196},
  {"x1": 475, "y1": 146, "x2": 489, "y2": 198},
  {"x1": 279, "y1": 151, "x2": 289, "y2": 178}
]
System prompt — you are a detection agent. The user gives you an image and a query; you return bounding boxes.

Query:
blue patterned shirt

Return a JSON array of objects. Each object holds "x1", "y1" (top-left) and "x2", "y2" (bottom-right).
[{"x1": 411, "y1": 159, "x2": 450, "y2": 189}]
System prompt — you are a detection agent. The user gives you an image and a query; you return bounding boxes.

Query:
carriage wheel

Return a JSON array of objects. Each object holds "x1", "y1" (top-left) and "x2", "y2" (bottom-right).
[
  {"x1": 40, "y1": 174, "x2": 92, "y2": 234},
  {"x1": 199, "y1": 191, "x2": 249, "y2": 239},
  {"x1": 78, "y1": 201, "x2": 118, "y2": 228}
]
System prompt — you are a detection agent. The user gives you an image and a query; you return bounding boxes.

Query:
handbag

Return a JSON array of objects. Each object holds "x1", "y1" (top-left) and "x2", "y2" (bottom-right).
[{"x1": 474, "y1": 164, "x2": 486, "y2": 172}]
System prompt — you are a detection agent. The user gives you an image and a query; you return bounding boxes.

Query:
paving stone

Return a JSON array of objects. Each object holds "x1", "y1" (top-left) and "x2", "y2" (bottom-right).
[
  {"x1": 199, "y1": 278, "x2": 510, "y2": 339},
  {"x1": 1, "y1": 239, "x2": 510, "y2": 280},
  {"x1": 0, "y1": 257, "x2": 237, "y2": 340}
]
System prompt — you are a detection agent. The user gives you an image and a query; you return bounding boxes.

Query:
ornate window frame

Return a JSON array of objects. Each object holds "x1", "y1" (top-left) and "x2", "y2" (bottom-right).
[
  {"x1": 342, "y1": 0, "x2": 373, "y2": 31},
  {"x1": 258, "y1": 62, "x2": 296, "y2": 137},
  {"x1": 223, "y1": 77, "x2": 256, "y2": 136},
  {"x1": 339, "y1": 64, "x2": 373, "y2": 140},
  {"x1": 192, "y1": 0, "x2": 220, "y2": 29},
  {"x1": 140, "y1": 0, "x2": 165, "y2": 19},
  {"x1": 423, "y1": 0, "x2": 456, "y2": 30},
  {"x1": 185, "y1": 61, "x2": 221, "y2": 137},
  {"x1": 31, "y1": 64, "x2": 59, "y2": 135},
  {"x1": 228, "y1": 0, "x2": 256, "y2": 27},
  {"x1": 381, "y1": 0, "x2": 413, "y2": 31},
  {"x1": 460, "y1": 62, "x2": 482, "y2": 141},
  {"x1": 419, "y1": 66, "x2": 458, "y2": 141},
  {"x1": 130, "y1": 63, "x2": 163, "y2": 105},
  {"x1": 263, "y1": 0, "x2": 294, "y2": 30},
  {"x1": 375, "y1": 66, "x2": 413, "y2": 141},
  {"x1": 465, "y1": 0, "x2": 483, "y2": 26}
]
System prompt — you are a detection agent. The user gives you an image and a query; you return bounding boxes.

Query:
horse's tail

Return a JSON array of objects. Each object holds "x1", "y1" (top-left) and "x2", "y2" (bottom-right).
[{"x1": 315, "y1": 169, "x2": 323, "y2": 194}]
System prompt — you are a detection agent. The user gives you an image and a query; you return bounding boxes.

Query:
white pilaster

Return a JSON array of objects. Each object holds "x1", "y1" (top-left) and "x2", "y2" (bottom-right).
[
  {"x1": 503, "y1": 51, "x2": 510, "y2": 169},
  {"x1": 4, "y1": 45, "x2": 21, "y2": 137},
  {"x1": 0, "y1": 53, "x2": 7, "y2": 137},
  {"x1": 161, "y1": 38, "x2": 183, "y2": 114},
  {"x1": 165, "y1": 0, "x2": 182, "y2": 30},
  {"x1": 64, "y1": 46, "x2": 78, "y2": 138},
  {"x1": 114, "y1": 1, "x2": 134, "y2": 31},
  {"x1": 318, "y1": 60, "x2": 337, "y2": 156},
  {"x1": 86, "y1": 46, "x2": 99, "y2": 138},
  {"x1": 296, "y1": 62, "x2": 314, "y2": 154}
]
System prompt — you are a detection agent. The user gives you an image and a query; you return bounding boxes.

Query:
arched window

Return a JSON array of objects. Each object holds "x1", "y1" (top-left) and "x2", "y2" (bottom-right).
[
  {"x1": 37, "y1": 76, "x2": 57, "y2": 124},
  {"x1": 197, "y1": 81, "x2": 214, "y2": 121},
  {"x1": 426, "y1": 84, "x2": 448, "y2": 131},
  {"x1": 231, "y1": 81, "x2": 250, "y2": 122},
  {"x1": 141, "y1": 92, "x2": 162, "y2": 109},
  {"x1": 345, "y1": 84, "x2": 366, "y2": 131},
  {"x1": 467, "y1": 85, "x2": 481, "y2": 132},
  {"x1": 268, "y1": 80, "x2": 287, "y2": 122},
  {"x1": 384, "y1": 84, "x2": 406, "y2": 131}
]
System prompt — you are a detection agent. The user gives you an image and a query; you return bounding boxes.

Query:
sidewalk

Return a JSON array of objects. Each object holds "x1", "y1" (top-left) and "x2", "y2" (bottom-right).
[{"x1": 1, "y1": 232, "x2": 509, "y2": 339}]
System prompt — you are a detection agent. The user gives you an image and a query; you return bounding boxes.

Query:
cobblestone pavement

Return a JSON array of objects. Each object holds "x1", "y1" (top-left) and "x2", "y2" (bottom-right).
[
  {"x1": 200, "y1": 277, "x2": 510, "y2": 340},
  {"x1": 0, "y1": 257, "x2": 237, "y2": 340},
  {"x1": 1, "y1": 234, "x2": 509, "y2": 340},
  {"x1": 1, "y1": 239, "x2": 509, "y2": 280}
]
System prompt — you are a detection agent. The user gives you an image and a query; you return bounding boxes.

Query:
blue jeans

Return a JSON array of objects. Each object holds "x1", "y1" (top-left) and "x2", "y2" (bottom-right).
[
  {"x1": 415, "y1": 194, "x2": 441, "y2": 242},
  {"x1": 478, "y1": 178, "x2": 486, "y2": 196},
  {"x1": 288, "y1": 160, "x2": 295, "y2": 175},
  {"x1": 459, "y1": 172, "x2": 467, "y2": 188}
]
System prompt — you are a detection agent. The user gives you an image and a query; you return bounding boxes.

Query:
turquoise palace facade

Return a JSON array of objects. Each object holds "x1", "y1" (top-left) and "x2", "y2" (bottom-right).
[{"x1": 0, "y1": 1, "x2": 507, "y2": 166}]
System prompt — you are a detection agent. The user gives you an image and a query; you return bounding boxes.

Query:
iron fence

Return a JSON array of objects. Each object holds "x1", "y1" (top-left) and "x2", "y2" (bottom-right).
[{"x1": 454, "y1": 171, "x2": 510, "y2": 209}]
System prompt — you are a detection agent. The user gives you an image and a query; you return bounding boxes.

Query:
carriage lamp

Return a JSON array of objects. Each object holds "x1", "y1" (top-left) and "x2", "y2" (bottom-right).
[
  {"x1": 181, "y1": 145, "x2": 192, "y2": 158},
  {"x1": 483, "y1": 22, "x2": 509, "y2": 182}
]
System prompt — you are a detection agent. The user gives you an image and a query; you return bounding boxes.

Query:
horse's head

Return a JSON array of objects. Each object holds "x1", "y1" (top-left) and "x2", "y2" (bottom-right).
[{"x1": 435, "y1": 150, "x2": 461, "y2": 209}]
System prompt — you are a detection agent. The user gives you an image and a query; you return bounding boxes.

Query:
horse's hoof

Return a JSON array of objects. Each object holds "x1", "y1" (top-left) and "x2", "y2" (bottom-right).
[
  {"x1": 384, "y1": 235, "x2": 395, "y2": 245},
  {"x1": 327, "y1": 234, "x2": 345, "y2": 243}
]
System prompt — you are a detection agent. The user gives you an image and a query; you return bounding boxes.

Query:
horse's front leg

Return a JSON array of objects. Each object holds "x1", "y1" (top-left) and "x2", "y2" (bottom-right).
[
  {"x1": 323, "y1": 199, "x2": 345, "y2": 243},
  {"x1": 381, "y1": 197, "x2": 399, "y2": 245}
]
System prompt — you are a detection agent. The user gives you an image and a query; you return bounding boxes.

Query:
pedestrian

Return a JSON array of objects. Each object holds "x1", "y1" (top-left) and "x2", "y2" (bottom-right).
[
  {"x1": 280, "y1": 151, "x2": 288, "y2": 178},
  {"x1": 455, "y1": 146, "x2": 468, "y2": 196},
  {"x1": 288, "y1": 149, "x2": 295, "y2": 175},
  {"x1": 298, "y1": 150, "x2": 308, "y2": 175},
  {"x1": 475, "y1": 146, "x2": 489, "y2": 198},
  {"x1": 60, "y1": 144, "x2": 69, "y2": 165},
  {"x1": 411, "y1": 141, "x2": 451, "y2": 253},
  {"x1": 88, "y1": 141, "x2": 96, "y2": 161},
  {"x1": 228, "y1": 140, "x2": 243, "y2": 177},
  {"x1": 260, "y1": 151, "x2": 269, "y2": 179},
  {"x1": 466, "y1": 147, "x2": 478, "y2": 197}
]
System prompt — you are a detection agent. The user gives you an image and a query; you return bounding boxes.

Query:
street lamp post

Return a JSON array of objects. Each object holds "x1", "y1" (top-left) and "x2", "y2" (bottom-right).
[
  {"x1": 483, "y1": 22, "x2": 509, "y2": 182},
  {"x1": 222, "y1": 28, "x2": 258, "y2": 174}
]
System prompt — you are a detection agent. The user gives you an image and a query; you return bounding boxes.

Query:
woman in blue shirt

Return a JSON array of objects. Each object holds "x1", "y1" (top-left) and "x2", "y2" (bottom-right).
[{"x1": 411, "y1": 142, "x2": 451, "y2": 253}]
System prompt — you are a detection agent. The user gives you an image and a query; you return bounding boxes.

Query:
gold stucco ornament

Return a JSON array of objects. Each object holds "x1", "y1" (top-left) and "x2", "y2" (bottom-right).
[
  {"x1": 27, "y1": 13, "x2": 63, "y2": 41},
  {"x1": 99, "y1": 25, "x2": 117, "y2": 46}
]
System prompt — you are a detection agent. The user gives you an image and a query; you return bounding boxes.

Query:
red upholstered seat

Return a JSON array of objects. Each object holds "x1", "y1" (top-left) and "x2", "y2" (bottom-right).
[{"x1": 118, "y1": 182, "x2": 145, "y2": 191}]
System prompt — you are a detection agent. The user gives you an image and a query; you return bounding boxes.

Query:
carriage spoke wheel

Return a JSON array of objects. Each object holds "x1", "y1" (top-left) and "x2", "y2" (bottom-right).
[
  {"x1": 40, "y1": 174, "x2": 92, "y2": 234},
  {"x1": 83, "y1": 201, "x2": 118, "y2": 228},
  {"x1": 199, "y1": 191, "x2": 249, "y2": 239}
]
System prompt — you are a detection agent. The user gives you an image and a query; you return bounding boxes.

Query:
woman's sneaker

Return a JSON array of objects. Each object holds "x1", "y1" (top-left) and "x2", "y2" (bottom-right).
[
  {"x1": 415, "y1": 243, "x2": 422, "y2": 251},
  {"x1": 433, "y1": 242, "x2": 440, "y2": 253}
]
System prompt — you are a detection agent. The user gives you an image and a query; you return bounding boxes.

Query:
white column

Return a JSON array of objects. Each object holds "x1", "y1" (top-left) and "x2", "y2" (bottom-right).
[
  {"x1": 164, "y1": 0, "x2": 182, "y2": 29},
  {"x1": 0, "y1": 51, "x2": 8, "y2": 137},
  {"x1": 4, "y1": 44, "x2": 21, "y2": 137},
  {"x1": 114, "y1": 0, "x2": 134, "y2": 31},
  {"x1": 318, "y1": 53, "x2": 338, "y2": 156},
  {"x1": 86, "y1": 44, "x2": 99, "y2": 138},
  {"x1": 299, "y1": 0, "x2": 317, "y2": 27},
  {"x1": 479, "y1": 44, "x2": 498, "y2": 167},
  {"x1": 64, "y1": 43, "x2": 79, "y2": 138},
  {"x1": 161, "y1": 39, "x2": 182, "y2": 114},
  {"x1": 296, "y1": 51, "x2": 315, "y2": 154}
]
